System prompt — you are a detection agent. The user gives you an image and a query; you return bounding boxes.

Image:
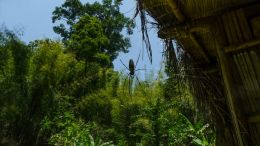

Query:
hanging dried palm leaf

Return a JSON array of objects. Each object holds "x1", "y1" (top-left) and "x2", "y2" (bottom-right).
[{"x1": 134, "y1": 0, "x2": 153, "y2": 63}]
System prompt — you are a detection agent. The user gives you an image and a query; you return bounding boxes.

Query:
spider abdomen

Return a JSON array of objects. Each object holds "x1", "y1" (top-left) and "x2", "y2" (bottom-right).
[{"x1": 129, "y1": 59, "x2": 135, "y2": 75}]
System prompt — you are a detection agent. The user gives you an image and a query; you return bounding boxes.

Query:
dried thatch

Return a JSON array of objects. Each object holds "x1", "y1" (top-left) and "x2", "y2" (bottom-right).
[{"x1": 135, "y1": 0, "x2": 260, "y2": 145}]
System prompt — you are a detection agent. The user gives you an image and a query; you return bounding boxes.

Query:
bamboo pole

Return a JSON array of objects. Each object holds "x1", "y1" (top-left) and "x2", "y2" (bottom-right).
[
  {"x1": 225, "y1": 38, "x2": 260, "y2": 53},
  {"x1": 167, "y1": 0, "x2": 185, "y2": 22},
  {"x1": 158, "y1": 24, "x2": 210, "y2": 39},
  {"x1": 217, "y1": 46, "x2": 244, "y2": 146},
  {"x1": 249, "y1": 115, "x2": 260, "y2": 123}
]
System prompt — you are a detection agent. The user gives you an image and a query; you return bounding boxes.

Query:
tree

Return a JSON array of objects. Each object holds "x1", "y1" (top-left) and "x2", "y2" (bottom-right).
[
  {"x1": 0, "y1": 29, "x2": 32, "y2": 145},
  {"x1": 68, "y1": 15, "x2": 110, "y2": 67},
  {"x1": 52, "y1": 0, "x2": 135, "y2": 63}
]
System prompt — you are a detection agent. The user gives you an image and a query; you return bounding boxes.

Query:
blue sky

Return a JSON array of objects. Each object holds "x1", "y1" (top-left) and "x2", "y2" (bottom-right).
[{"x1": 0, "y1": 0, "x2": 164, "y2": 78}]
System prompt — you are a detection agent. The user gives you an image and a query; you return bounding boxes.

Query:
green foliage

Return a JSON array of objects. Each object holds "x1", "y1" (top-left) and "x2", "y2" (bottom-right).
[
  {"x1": 0, "y1": 29, "x2": 31, "y2": 145},
  {"x1": 0, "y1": 20, "x2": 215, "y2": 146},
  {"x1": 52, "y1": 0, "x2": 135, "y2": 62},
  {"x1": 49, "y1": 121, "x2": 91, "y2": 146},
  {"x1": 68, "y1": 15, "x2": 110, "y2": 66},
  {"x1": 0, "y1": 30, "x2": 114, "y2": 145},
  {"x1": 168, "y1": 113, "x2": 215, "y2": 146},
  {"x1": 46, "y1": 113, "x2": 114, "y2": 146},
  {"x1": 77, "y1": 90, "x2": 112, "y2": 126}
]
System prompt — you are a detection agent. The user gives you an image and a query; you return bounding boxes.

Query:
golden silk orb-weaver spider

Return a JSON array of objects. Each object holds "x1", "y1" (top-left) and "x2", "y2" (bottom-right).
[{"x1": 120, "y1": 53, "x2": 144, "y2": 95}]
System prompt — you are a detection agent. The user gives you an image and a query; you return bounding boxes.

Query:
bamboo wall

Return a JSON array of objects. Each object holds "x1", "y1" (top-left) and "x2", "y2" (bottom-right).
[
  {"x1": 218, "y1": 8, "x2": 260, "y2": 145},
  {"x1": 139, "y1": 0, "x2": 260, "y2": 145}
]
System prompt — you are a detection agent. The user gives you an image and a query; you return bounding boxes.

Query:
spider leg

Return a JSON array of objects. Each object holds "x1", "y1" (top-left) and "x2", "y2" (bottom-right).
[
  {"x1": 135, "y1": 75, "x2": 146, "y2": 95},
  {"x1": 120, "y1": 59, "x2": 129, "y2": 70},
  {"x1": 122, "y1": 76, "x2": 128, "y2": 95},
  {"x1": 129, "y1": 75, "x2": 131, "y2": 95},
  {"x1": 135, "y1": 75, "x2": 142, "y2": 87},
  {"x1": 135, "y1": 51, "x2": 141, "y2": 67},
  {"x1": 135, "y1": 68, "x2": 146, "y2": 72}
]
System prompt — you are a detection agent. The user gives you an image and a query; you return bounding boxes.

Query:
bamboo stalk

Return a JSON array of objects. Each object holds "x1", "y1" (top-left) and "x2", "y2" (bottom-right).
[
  {"x1": 222, "y1": 14, "x2": 233, "y2": 45},
  {"x1": 225, "y1": 38, "x2": 260, "y2": 53},
  {"x1": 158, "y1": 22, "x2": 210, "y2": 39},
  {"x1": 249, "y1": 115, "x2": 260, "y2": 123},
  {"x1": 233, "y1": 55, "x2": 252, "y2": 113},
  {"x1": 167, "y1": 0, "x2": 185, "y2": 22},
  {"x1": 231, "y1": 11, "x2": 243, "y2": 42},
  {"x1": 227, "y1": 12, "x2": 239, "y2": 44},
  {"x1": 239, "y1": 53, "x2": 257, "y2": 111},
  {"x1": 249, "y1": 51, "x2": 260, "y2": 85},
  {"x1": 236, "y1": 9, "x2": 253, "y2": 41},
  {"x1": 217, "y1": 46, "x2": 244, "y2": 146},
  {"x1": 244, "y1": 53, "x2": 260, "y2": 97}
]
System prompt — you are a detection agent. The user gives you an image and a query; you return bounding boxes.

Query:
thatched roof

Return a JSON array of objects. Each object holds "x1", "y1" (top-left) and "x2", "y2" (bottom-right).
[
  {"x1": 143, "y1": 0, "x2": 258, "y2": 21},
  {"x1": 135, "y1": 0, "x2": 260, "y2": 146},
  {"x1": 138, "y1": 0, "x2": 259, "y2": 64}
]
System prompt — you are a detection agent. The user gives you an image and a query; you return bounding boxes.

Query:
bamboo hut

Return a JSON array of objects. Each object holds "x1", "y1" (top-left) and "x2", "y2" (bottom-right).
[{"x1": 135, "y1": 0, "x2": 260, "y2": 145}]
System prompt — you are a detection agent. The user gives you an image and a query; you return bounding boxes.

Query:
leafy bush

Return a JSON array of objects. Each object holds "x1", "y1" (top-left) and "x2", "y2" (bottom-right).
[
  {"x1": 47, "y1": 114, "x2": 114, "y2": 146},
  {"x1": 77, "y1": 90, "x2": 112, "y2": 126},
  {"x1": 169, "y1": 113, "x2": 215, "y2": 146}
]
